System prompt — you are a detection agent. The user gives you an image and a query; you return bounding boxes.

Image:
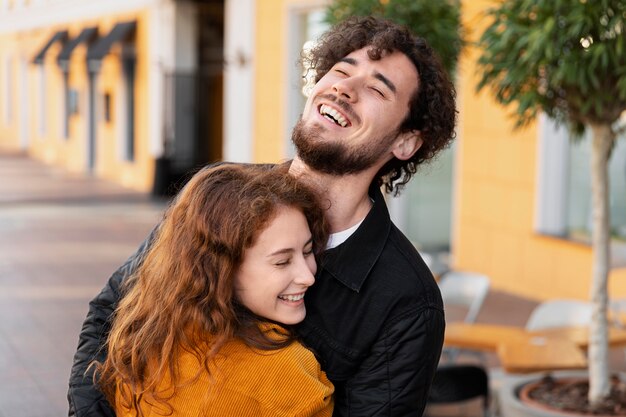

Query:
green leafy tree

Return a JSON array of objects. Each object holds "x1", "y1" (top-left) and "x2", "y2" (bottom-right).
[
  {"x1": 476, "y1": 0, "x2": 626, "y2": 406},
  {"x1": 325, "y1": 0, "x2": 464, "y2": 77}
]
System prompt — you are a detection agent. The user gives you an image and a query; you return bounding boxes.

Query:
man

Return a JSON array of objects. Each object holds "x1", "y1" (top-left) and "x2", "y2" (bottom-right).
[{"x1": 68, "y1": 16, "x2": 455, "y2": 416}]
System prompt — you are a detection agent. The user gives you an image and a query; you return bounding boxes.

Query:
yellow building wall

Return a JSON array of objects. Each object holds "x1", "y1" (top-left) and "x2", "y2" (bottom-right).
[
  {"x1": 94, "y1": 12, "x2": 153, "y2": 191},
  {"x1": 454, "y1": 0, "x2": 626, "y2": 301},
  {"x1": 0, "y1": 12, "x2": 154, "y2": 192},
  {"x1": 254, "y1": 0, "x2": 288, "y2": 163},
  {"x1": 0, "y1": 33, "x2": 35, "y2": 151},
  {"x1": 30, "y1": 34, "x2": 67, "y2": 164}
]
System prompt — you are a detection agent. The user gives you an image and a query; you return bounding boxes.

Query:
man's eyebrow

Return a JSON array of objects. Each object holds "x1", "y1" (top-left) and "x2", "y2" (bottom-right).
[
  {"x1": 374, "y1": 72, "x2": 396, "y2": 94},
  {"x1": 339, "y1": 57, "x2": 357, "y2": 65},
  {"x1": 338, "y1": 56, "x2": 396, "y2": 94}
]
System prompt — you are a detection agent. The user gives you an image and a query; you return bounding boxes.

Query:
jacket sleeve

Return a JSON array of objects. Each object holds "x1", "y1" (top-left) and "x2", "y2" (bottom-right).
[
  {"x1": 67, "y1": 228, "x2": 157, "y2": 417},
  {"x1": 335, "y1": 306, "x2": 445, "y2": 417}
]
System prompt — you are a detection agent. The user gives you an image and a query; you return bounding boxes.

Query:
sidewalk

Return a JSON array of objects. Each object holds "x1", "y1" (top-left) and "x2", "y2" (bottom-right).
[{"x1": 0, "y1": 152, "x2": 167, "y2": 417}]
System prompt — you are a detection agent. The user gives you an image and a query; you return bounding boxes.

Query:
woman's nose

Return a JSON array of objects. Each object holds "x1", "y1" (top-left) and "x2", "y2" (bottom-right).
[{"x1": 294, "y1": 260, "x2": 316, "y2": 287}]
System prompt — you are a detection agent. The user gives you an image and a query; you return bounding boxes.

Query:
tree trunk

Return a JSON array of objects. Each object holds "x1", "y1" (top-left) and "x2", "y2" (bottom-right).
[{"x1": 588, "y1": 122, "x2": 614, "y2": 405}]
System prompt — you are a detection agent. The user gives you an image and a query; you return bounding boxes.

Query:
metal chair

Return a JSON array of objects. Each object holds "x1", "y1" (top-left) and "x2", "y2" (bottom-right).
[
  {"x1": 438, "y1": 271, "x2": 490, "y2": 324},
  {"x1": 525, "y1": 299, "x2": 592, "y2": 331},
  {"x1": 608, "y1": 298, "x2": 626, "y2": 362},
  {"x1": 427, "y1": 364, "x2": 490, "y2": 417},
  {"x1": 420, "y1": 251, "x2": 451, "y2": 280},
  {"x1": 438, "y1": 271, "x2": 490, "y2": 362}
]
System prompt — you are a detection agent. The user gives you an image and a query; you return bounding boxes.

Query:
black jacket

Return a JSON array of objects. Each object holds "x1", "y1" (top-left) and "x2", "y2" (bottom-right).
[
  {"x1": 68, "y1": 182, "x2": 444, "y2": 417},
  {"x1": 296, "y1": 184, "x2": 445, "y2": 416}
]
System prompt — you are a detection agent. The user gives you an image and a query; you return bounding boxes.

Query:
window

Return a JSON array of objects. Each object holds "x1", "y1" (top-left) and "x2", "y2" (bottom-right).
[
  {"x1": 389, "y1": 144, "x2": 456, "y2": 252},
  {"x1": 61, "y1": 72, "x2": 69, "y2": 139},
  {"x1": 67, "y1": 88, "x2": 79, "y2": 115},
  {"x1": 534, "y1": 114, "x2": 570, "y2": 236},
  {"x1": 535, "y1": 114, "x2": 626, "y2": 243},
  {"x1": 122, "y1": 56, "x2": 136, "y2": 161},
  {"x1": 388, "y1": 81, "x2": 457, "y2": 256},
  {"x1": 566, "y1": 125, "x2": 626, "y2": 241},
  {"x1": 103, "y1": 92, "x2": 112, "y2": 123}
]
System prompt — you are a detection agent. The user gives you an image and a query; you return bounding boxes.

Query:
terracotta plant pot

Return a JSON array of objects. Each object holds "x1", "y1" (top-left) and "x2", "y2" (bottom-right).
[
  {"x1": 518, "y1": 377, "x2": 617, "y2": 417},
  {"x1": 497, "y1": 371, "x2": 626, "y2": 417}
]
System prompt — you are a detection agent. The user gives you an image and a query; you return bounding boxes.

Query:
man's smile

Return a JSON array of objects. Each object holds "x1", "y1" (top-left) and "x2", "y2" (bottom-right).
[
  {"x1": 313, "y1": 94, "x2": 361, "y2": 127},
  {"x1": 319, "y1": 104, "x2": 351, "y2": 127}
]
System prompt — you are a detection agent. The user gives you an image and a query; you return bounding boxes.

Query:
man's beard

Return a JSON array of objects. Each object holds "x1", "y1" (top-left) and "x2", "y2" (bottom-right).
[{"x1": 292, "y1": 119, "x2": 397, "y2": 176}]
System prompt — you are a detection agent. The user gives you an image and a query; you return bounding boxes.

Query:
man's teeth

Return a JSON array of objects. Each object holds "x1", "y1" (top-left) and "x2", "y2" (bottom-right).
[
  {"x1": 320, "y1": 104, "x2": 348, "y2": 127},
  {"x1": 278, "y1": 293, "x2": 305, "y2": 302}
]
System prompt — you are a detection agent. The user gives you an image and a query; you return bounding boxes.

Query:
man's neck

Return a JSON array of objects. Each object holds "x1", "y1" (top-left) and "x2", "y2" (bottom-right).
[{"x1": 289, "y1": 157, "x2": 375, "y2": 233}]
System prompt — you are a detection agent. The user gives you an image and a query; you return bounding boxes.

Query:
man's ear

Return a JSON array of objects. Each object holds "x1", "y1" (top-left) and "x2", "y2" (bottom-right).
[{"x1": 392, "y1": 130, "x2": 422, "y2": 161}]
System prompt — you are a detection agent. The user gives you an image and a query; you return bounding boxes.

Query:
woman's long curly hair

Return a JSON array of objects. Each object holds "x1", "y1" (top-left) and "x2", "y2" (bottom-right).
[
  {"x1": 305, "y1": 16, "x2": 458, "y2": 194},
  {"x1": 93, "y1": 163, "x2": 328, "y2": 415}
]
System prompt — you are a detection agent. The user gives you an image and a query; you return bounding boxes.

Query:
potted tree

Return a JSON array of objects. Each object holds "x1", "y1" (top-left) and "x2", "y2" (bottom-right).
[{"x1": 476, "y1": 0, "x2": 626, "y2": 415}]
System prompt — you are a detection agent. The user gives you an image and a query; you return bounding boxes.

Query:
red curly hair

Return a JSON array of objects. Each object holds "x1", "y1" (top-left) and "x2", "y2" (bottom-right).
[{"x1": 94, "y1": 163, "x2": 329, "y2": 415}]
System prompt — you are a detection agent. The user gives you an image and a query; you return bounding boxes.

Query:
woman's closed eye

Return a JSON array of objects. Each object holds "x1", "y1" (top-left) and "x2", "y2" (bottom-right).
[{"x1": 275, "y1": 258, "x2": 291, "y2": 267}]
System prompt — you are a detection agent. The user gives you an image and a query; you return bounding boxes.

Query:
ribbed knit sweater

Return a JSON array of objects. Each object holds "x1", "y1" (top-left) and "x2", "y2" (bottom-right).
[{"x1": 115, "y1": 335, "x2": 334, "y2": 417}]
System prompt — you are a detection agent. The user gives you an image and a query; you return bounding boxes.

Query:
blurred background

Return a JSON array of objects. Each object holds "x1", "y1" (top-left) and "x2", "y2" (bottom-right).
[
  {"x1": 1, "y1": 0, "x2": 624, "y2": 301},
  {"x1": 0, "y1": 0, "x2": 625, "y2": 416}
]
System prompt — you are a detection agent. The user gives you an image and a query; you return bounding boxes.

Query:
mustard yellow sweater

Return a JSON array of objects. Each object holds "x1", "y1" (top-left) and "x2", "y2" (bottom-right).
[{"x1": 115, "y1": 335, "x2": 334, "y2": 417}]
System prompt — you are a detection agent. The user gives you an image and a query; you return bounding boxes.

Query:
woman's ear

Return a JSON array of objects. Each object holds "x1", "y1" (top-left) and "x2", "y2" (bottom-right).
[{"x1": 392, "y1": 130, "x2": 422, "y2": 161}]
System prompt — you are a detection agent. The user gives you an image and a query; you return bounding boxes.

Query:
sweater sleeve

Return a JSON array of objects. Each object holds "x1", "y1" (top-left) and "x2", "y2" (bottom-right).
[
  {"x1": 295, "y1": 393, "x2": 334, "y2": 417},
  {"x1": 292, "y1": 364, "x2": 334, "y2": 417},
  {"x1": 257, "y1": 342, "x2": 334, "y2": 417},
  {"x1": 222, "y1": 340, "x2": 334, "y2": 417},
  {"x1": 67, "y1": 228, "x2": 157, "y2": 417}
]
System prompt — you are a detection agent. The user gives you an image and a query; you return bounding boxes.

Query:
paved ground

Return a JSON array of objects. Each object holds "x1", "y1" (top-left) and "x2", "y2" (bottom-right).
[
  {"x1": 0, "y1": 151, "x2": 624, "y2": 417},
  {"x1": 0, "y1": 151, "x2": 166, "y2": 417}
]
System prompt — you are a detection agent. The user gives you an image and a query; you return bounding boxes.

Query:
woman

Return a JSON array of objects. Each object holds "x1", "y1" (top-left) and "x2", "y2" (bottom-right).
[{"x1": 94, "y1": 163, "x2": 333, "y2": 416}]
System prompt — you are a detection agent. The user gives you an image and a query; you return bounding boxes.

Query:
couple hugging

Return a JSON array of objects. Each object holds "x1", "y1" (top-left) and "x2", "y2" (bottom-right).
[{"x1": 68, "y1": 15, "x2": 456, "y2": 417}]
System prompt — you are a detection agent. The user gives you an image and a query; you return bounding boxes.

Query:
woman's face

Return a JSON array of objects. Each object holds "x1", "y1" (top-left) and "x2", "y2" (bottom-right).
[{"x1": 234, "y1": 206, "x2": 317, "y2": 325}]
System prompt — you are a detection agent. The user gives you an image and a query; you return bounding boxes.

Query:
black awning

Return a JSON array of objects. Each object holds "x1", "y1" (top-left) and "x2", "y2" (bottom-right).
[
  {"x1": 57, "y1": 27, "x2": 98, "y2": 67},
  {"x1": 32, "y1": 30, "x2": 68, "y2": 64},
  {"x1": 87, "y1": 21, "x2": 136, "y2": 62}
]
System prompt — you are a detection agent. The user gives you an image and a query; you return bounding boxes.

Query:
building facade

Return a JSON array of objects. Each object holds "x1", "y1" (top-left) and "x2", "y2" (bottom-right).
[
  {"x1": 453, "y1": 0, "x2": 626, "y2": 301},
  {"x1": 0, "y1": 0, "x2": 224, "y2": 191}
]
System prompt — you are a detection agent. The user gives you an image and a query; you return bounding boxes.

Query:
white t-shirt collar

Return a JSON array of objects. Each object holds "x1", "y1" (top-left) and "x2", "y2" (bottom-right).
[{"x1": 326, "y1": 218, "x2": 365, "y2": 249}]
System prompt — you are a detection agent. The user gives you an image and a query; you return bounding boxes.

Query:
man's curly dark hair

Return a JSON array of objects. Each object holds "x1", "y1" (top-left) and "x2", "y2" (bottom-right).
[{"x1": 306, "y1": 15, "x2": 457, "y2": 194}]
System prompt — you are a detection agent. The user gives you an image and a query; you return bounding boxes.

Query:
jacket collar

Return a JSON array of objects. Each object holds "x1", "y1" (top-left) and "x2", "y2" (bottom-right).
[{"x1": 321, "y1": 184, "x2": 391, "y2": 292}]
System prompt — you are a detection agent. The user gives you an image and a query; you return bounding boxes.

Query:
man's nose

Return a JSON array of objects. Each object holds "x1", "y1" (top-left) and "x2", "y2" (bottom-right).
[{"x1": 332, "y1": 78, "x2": 358, "y2": 102}]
